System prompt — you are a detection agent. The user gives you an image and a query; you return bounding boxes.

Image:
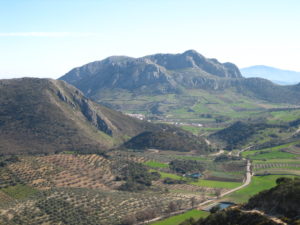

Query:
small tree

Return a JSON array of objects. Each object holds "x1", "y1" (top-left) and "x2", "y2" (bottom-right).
[
  {"x1": 214, "y1": 188, "x2": 221, "y2": 199},
  {"x1": 210, "y1": 205, "x2": 221, "y2": 214},
  {"x1": 191, "y1": 197, "x2": 197, "y2": 208},
  {"x1": 176, "y1": 200, "x2": 183, "y2": 210},
  {"x1": 167, "y1": 201, "x2": 178, "y2": 213},
  {"x1": 120, "y1": 214, "x2": 137, "y2": 225},
  {"x1": 135, "y1": 208, "x2": 157, "y2": 221}
]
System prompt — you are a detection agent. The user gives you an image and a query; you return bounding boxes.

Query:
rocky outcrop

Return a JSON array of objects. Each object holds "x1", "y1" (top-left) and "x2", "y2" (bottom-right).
[
  {"x1": 60, "y1": 50, "x2": 242, "y2": 96},
  {"x1": 74, "y1": 97, "x2": 112, "y2": 136},
  {"x1": 145, "y1": 50, "x2": 242, "y2": 78}
]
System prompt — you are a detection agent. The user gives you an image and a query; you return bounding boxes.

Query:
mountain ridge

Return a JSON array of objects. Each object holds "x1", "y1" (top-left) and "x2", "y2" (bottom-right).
[
  {"x1": 60, "y1": 50, "x2": 243, "y2": 96},
  {"x1": 241, "y1": 65, "x2": 300, "y2": 85},
  {"x1": 59, "y1": 50, "x2": 300, "y2": 118},
  {"x1": 0, "y1": 78, "x2": 210, "y2": 155}
]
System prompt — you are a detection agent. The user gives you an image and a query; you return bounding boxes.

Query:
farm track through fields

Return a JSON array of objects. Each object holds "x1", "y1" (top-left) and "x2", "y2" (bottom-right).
[{"x1": 146, "y1": 159, "x2": 253, "y2": 224}]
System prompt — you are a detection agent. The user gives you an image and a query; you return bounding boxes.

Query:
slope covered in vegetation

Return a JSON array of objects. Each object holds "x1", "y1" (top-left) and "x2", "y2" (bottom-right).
[
  {"x1": 245, "y1": 177, "x2": 300, "y2": 222},
  {"x1": 180, "y1": 177, "x2": 300, "y2": 225},
  {"x1": 124, "y1": 130, "x2": 212, "y2": 152},
  {"x1": 0, "y1": 78, "x2": 211, "y2": 155}
]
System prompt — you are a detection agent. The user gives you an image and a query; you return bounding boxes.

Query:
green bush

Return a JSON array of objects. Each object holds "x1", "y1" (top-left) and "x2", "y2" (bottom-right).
[{"x1": 169, "y1": 160, "x2": 204, "y2": 174}]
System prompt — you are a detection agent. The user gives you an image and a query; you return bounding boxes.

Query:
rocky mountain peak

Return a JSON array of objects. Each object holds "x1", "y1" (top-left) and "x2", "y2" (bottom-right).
[{"x1": 60, "y1": 50, "x2": 243, "y2": 96}]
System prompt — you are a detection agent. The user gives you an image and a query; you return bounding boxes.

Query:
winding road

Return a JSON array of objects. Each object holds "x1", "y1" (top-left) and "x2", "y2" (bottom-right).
[
  {"x1": 221, "y1": 160, "x2": 252, "y2": 197},
  {"x1": 197, "y1": 159, "x2": 252, "y2": 209},
  {"x1": 198, "y1": 147, "x2": 253, "y2": 209}
]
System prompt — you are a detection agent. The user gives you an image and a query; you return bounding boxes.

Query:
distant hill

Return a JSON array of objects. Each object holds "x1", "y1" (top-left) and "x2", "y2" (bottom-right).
[
  {"x1": 0, "y1": 78, "x2": 209, "y2": 155},
  {"x1": 241, "y1": 65, "x2": 300, "y2": 85},
  {"x1": 124, "y1": 130, "x2": 211, "y2": 153},
  {"x1": 209, "y1": 121, "x2": 288, "y2": 150},
  {"x1": 60, "y1": 51, "x2": 300, "y2": 118}
]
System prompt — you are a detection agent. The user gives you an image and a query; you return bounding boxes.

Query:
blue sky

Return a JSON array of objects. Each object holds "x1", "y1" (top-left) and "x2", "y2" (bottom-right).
[{"x1": 0, "y1": 0, "x2": 300, "y2": 78}]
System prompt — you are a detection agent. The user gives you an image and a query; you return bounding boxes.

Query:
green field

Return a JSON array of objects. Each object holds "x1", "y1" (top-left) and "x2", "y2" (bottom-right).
[
  {"x1": 180, "y1": 125, "x2": 203, "y2": 135},
  {"x1": 254, "y1": 169, "x2": 300, "y2": 176},
  {"x1": 151, "y1": 209, "x2": 209, "y2": 225},
  {"x1": 152, "y1": 170, "x2": 241, "y2": 189},
  {"x1": 255, "y1": 166, "x2": 300, "y2": 171},
  {"x1": 153, "y1": 170, "x2": 183, "y2": 180},
  {"x1": 269, "y1": 110, "x2": 300, "y2": 122},
  {"x1": 104, "y1": 87, "x2": 291, "y2": 127},
  {"x1": 225, "y1": 175, "x2": 295, "y2": 203},
  {"x1": 242, "y1": 142, "x2": 299, "y2": 160},
  {"x1": 61, "y1": 150, "x2": 76, "y2": 154},
  {"x1": 242, "y1": 141, "x2": 300, "y2": 158},
  {"x1": 176, "y1": 155, "x2": 207, "y2": 161},
  {"x1": 144, "y1": 161, "x2": 169, "y2": 168},
  {"x1": 247, "y1": 150, "x2": 297, "y2": 160},
  {"x1": 253, "y1": 159, "x2": 300, "y2": 164},
  {"x1": 2, "y1": 184, "x2": 37, "y2": 199},
  {"x1": 191, "y1": 179, "x2": 241, "y2": 189}
]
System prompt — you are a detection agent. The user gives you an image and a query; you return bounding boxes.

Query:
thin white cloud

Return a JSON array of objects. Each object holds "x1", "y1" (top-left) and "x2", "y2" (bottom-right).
[{"x1": 0, "y1": 32, "x2": 97, "y2": 37}]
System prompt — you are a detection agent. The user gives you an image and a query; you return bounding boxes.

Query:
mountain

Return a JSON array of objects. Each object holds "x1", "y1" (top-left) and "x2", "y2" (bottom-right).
[
  {"x1": 60, "y1": 51, "x2": 300, "y2": 119},
  {"x1": 0, "y1": 78, "x2": 209, "y2": 155},
  {"x1": 241, "y1": 65, "x2": 300, "y2": 85},
  {"x1": 60, "y1": 50, "x2": 242, "y2": 96}
]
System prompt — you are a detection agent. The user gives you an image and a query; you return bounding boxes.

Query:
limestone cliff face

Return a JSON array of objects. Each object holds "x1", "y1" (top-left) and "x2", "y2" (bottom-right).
[
  {"x1": 60, "y1": 50, "x2": 242, "y2": 96},
  {"x1": 50, "y1": 79, "x2": 114, "y2": 136},
  {"x1": 145, "y1": 50, "x2": 242, "y2": 78}
]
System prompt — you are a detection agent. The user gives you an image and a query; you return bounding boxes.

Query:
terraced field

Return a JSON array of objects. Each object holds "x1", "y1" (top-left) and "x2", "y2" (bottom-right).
[
  {"x1": 243, "y1": 142, "x2": 300, "y2": 159},
  {"x1": 252, "y1": 161, "x2": 300, "y2": 176},
  {"x1": 6, "y1": 154, "x2": 116, "y2": 190},
  {"x1": 0, "y1": 153, "x2": 230, "y2": 224},
  {"x1": 253, "y1": 162, "x2": 300, "y2": 170},
  {"x1": 242, "y1": 140, "x2": 300, "y2": 176},
  {"x1": 0, "y1": 150, "x2": 254, "y2": 224},
  {"x1": 0, "y1": 187, "x2": 198, "y2": 225}
]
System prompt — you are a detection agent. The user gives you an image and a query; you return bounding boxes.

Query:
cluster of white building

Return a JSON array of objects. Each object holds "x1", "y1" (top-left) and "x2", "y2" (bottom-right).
[
  {"x1": 125, "y1": 113, "x2": 146, "y2": 120},
  {"x1": 172, "y1": 122, "x2": 203, "y2": 127}
]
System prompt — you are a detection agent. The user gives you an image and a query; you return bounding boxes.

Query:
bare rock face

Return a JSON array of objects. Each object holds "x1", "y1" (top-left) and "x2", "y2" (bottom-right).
[
  {"x1": 60, "y1": 50, "x2": 242, "y2": 96},
  {"x1": 74, "y1": 97, "x2": 112, "y2": 136},
  {"x1": 146, "y1": 50, "x2": 242, "y2": 78}
]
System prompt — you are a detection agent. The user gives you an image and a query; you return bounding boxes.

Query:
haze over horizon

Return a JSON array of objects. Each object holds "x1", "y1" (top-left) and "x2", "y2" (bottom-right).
[{"x1": 1, "y1": 0, "x2": 300, "y2": 79}]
